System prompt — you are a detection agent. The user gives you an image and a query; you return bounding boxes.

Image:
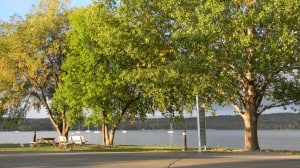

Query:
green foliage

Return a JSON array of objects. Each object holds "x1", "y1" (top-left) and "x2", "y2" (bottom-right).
[
  {"x1": 168, "y1": 0, "x2": 299, "y2": 151},
  {"x1": 54, "y1": 2, "x2": 157, "y2": 130},
  {"x1": 171, "y1": 0, "x2": 300, "y2": 113},
  {"x1": 117, "y1": 0, "x2": 196, "y2": 113},
  {"x1": 1, "y1": 0, "x2": 299, "y2": 150},
  {"x1": 0, "y1": 0, "x2": 72, "y2": 135}
]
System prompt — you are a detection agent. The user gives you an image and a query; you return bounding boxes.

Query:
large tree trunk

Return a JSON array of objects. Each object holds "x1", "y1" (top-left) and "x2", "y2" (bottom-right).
[
  {"x1": 108, "y1": 126, "x2": 117, "y2": 146},
  {"x1": 49, "y1": 115, "x2": 70, "y2": 138},
  {"x1": 241, "y1": 23, "x2": 260, "y2": 151},
  {"x1": 101, "y1": 123, "x2": 117, "y2": 146},
  {"x1": 101, "y1": 124, "x2": 106, "y2": 146},
  {"x1": 42, "y1": 97, "x2": 69, "y2": 138},
  {"x1": 242, "y1": 103, "x2": 260, "y2": 151}
]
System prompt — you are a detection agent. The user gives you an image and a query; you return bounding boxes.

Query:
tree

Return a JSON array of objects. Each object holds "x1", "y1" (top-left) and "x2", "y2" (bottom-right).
[
  {"x1": 57, "y1": 0, "x2": 202, "y2": 147},
  {"x1": 118, "y1": 0, "x2": 195, "y2": 113},
  {"x1": 0, "y1": 0, "x2": 73, "y2": 137},
  {"x1": 55, "y1": 2, "x2": 156, "y2": 146},
  {"x1": 172, "y1": 0, "x2": 300, "y2": 151},
  {"x1": 53, "y1": 0, "x2": 299, "y2": 151},
  {"x1": 0, "y1": 16, "x2": 28, "y2": 120}
]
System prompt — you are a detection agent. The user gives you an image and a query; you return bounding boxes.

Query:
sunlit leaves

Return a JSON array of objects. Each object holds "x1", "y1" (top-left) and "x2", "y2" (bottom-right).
[
  {"x1": 0, "y1": 0, "x2": 70, "y2": 131},
  {"x1": 172, "y1": 0, "x2": 299, "y2": 114}
]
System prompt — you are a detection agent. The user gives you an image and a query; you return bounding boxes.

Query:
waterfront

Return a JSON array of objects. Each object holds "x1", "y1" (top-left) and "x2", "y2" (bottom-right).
[{"x1": 1, "y1": 130, "x2": 299, "y2": 151}]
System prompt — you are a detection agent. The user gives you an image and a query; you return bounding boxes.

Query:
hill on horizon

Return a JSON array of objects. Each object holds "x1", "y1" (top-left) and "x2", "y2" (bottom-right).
[{"x1": 1, "y1": 113, "x2": 299, "y2": 131}]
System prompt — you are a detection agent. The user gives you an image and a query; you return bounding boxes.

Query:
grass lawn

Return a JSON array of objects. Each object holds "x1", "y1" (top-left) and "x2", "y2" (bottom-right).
[
  {"x1": 0, "y1": 144, "x2": 193, "y2": 152},
  {"x1": 0, "y1": 144, "x2": 299, "y2": 155}
]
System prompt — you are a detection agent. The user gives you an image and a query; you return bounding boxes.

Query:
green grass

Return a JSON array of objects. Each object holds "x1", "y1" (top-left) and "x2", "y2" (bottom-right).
[
  {"x1": 0, "y1": 144, "x2": 299, "y2": 155},
  {"x1": 0, "y1": 144, "x2": 231, "y2": 153},
  {"x1": 0, "y1": 144, "x2": 188, "y2": 152}
]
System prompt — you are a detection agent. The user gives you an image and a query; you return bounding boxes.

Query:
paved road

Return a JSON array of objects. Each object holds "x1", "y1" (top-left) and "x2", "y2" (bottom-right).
[{"x1": 0, "y1": 152, "x2": 299, "y2": 168}]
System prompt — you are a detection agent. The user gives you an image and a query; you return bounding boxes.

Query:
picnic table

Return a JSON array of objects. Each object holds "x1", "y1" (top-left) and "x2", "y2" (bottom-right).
[{"x1": 30, "y1": 137, "x2": 56, "y2": 147}]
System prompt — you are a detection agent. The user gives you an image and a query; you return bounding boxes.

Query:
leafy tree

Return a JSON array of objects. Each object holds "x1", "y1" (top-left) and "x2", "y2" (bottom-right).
[
  {"x1": 0, "y1": 0, "x2": 73, "y2": 137},
  {"x1": 54, "y1": 0, "x2": 299, "y2": 151},
  {"x1": 58, "y1": 0, "x2": 203, "y2": 146},
  {"x1": 55, "y1": 2, "x2": 156, "y2": 146},
  {"x1": 118, "y1": 0, "x2": 195, "y2": 114},
  {"x1": 0, "y1": 16, "x2": 28, "y2": 120},
  {"x1": 172, "y1": 0, "x2": 300, "y2": 151}
]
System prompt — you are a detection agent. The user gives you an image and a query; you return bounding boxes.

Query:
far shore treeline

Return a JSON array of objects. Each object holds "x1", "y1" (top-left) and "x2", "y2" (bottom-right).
[{"x1": 1, "y1": 113, "x2": 299, "y2": 131}]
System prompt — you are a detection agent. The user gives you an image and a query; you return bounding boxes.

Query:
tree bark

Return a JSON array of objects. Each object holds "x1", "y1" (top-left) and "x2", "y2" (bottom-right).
[
  {"x1": 240, "y1": 23, "x2": 260, "y2": 151},
  {"x1": 102, "y1": 123, "x2": 110, "y2": 146},
  {"x1": 242, "y1": 105, "x2": 260, "y2": 151},
  {"x1": 108, "y1": 126, "x2": 117, "y2": 146},
  {"x1": 101, "y1": 123, "x2": 117, "y2": 146},
  {"x1": 41, "y1": 95, "x2": 69, "y2": 138},
  {"x1": 101, "y1": 124, "x2": 106, "y2": 146}
]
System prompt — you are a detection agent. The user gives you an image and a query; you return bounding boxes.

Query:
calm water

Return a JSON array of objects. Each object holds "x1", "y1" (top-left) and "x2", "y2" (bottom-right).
[{"x1": 1, "y1": 130, "x2": 299, "y2": 151}]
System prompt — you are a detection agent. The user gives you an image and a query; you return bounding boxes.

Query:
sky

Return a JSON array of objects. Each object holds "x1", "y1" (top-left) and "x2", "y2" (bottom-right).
[{"x1": 0, "y1": 0, "x2": 93, "y2": 22}]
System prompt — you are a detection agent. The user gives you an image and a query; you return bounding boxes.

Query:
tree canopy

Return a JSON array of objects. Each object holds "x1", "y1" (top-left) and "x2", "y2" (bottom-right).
[
  {"x1": 0, "y1": 0, "x2": 72, "y2": 136},
  {"x1": 1, "y1": 0, "x2": 299, "y2": 151},
  {"x1": 170, "y1": 0, "x2": 300, "y2": 151},
  {"x1": 47, "y1": 0, "x2": 300, "y2": 149}
]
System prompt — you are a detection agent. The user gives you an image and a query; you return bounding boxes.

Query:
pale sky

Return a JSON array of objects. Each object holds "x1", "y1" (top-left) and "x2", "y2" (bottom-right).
[{"x1": 0, "y1": 0, "x2": 93, "y2": 22}]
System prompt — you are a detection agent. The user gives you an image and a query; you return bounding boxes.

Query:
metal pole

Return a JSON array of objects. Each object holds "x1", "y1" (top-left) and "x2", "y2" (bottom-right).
[
  {"x1": 196, "y1": 95, "x2": 201, "y2": 153},
  {"x1": 33, "y1": 131, "x2": 36, "y2": 142},
  {"x1": 182, "y1": 130, "x2": 187, "y2": 151}
]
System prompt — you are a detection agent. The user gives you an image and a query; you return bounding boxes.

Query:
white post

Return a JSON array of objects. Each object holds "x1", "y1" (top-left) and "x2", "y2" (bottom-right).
[{"x1": 196, "y1": 95, "x2": 201, "y2": 153}]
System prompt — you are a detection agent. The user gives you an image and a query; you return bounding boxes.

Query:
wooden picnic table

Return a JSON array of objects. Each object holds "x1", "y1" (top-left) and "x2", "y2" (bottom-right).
[{"x1": 30, "y1": 137, "x2": 56, "y2": 147}]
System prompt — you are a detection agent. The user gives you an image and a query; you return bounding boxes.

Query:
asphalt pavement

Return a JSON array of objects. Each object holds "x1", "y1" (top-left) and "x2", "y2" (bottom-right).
[{"x1": 0, "y1": 151, "x2": 299, "y2": 168}]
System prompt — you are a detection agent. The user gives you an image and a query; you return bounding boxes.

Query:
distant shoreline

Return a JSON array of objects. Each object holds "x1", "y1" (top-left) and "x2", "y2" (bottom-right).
[{"x1": 1, "y1": 113, "x2": 299, "y2": 131}]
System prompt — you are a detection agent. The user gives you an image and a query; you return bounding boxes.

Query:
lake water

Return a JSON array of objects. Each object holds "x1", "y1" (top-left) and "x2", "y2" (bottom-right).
[{"x1": 1, "y1": 130, "x2": 299, "y2": 151}]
